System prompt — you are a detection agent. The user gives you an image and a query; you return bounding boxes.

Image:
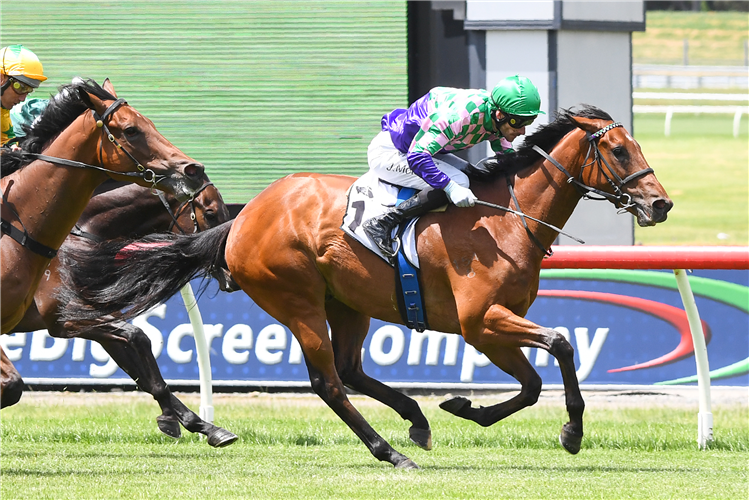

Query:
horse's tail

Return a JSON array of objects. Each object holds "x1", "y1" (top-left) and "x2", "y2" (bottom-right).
[{"x1": 58, "y1": 220, "x2": 234, "y2": 326}]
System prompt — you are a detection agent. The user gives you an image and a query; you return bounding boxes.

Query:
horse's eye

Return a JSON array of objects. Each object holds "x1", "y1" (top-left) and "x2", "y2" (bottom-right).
[
  {"x1": 611, "y1": 146, "x2": 628, "y2": 162},
  {"x1": 124, "y1": 127, "x2": 140, "y2": 138}
]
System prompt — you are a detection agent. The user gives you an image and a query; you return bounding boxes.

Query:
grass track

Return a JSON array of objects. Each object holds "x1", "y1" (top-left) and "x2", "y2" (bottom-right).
[
  {"x1": 633, "y1": 113, "x2": 748, "y2": 246},
  {"x1": 2, "y1": 392, "x2": 747, "y2": 499}
]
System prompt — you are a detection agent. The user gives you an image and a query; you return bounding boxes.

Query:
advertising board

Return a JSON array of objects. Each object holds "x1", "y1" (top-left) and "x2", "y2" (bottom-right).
[{"x1": 3, "y1": 269, "x2": 747, "y2": 388}]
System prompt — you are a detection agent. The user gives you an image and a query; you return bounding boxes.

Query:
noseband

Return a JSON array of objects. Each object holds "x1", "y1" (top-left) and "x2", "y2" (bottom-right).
[
  {"x1": 532, "y1": 121, "x2": 654, "y2": 211},
  {"x1": 22, "y1": 98, "x2": 165, "y2": 187}
]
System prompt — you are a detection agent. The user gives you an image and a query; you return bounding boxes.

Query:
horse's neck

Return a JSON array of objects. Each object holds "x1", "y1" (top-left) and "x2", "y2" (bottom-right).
[
  {"x1": 78, "y1": 185, "x2": 175, "y2": 239},
  {"x1": 1, "y1": 113, "x2": 110, "y2": 249},
  {"x1": 501, "y1": 132, "x2": 587, "y2": 251}
]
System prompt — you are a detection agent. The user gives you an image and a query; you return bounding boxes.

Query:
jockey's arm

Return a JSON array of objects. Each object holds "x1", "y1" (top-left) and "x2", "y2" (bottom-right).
[
  {"x1": 406, "y1": 119, "x2": 478, "y2": 207},
  {"x1": 405, "y1": 112, "x2": 467, "y2": 190}
]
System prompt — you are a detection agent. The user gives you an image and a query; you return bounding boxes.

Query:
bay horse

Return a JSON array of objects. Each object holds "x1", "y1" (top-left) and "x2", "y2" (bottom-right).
[
  {"x1": 4, "y1": 178, "x2": 238, "y2": 447},
  {"x1": 58, "y1": 106, "x2": 672, "y2": 468},
  {"x1": 1, "y1": 78, "x2": 204, "y2": 338}
]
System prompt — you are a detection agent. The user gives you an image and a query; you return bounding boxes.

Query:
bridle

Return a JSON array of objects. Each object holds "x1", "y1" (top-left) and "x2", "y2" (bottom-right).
[
  {"x1": 1, "y1": 97, "x2": 167, "y2": 258},
  {"x1": 21, "y1": 98, "x2": 166, "y2": 186},
  {"x1": 477, "y1": 121, "x2": 654, "y2": 258},
  {"x1": 157, "y1": 181, "x2": 215, "y2": 234},
  {"x1": 68, "y1": 181, "x2": 216, "y2": 247},
  {"x1": 532, "y1": 121, "x2": 654, "y2": 212}
]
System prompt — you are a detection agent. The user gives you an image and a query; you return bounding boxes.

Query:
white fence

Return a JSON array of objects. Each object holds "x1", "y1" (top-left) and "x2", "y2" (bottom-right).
[
  {"x1": 632, "y1": 92, "x2": 748, "y2": 137},
  {"x1": 633, "y1": 64, "x2": 749, "y2": 90}
]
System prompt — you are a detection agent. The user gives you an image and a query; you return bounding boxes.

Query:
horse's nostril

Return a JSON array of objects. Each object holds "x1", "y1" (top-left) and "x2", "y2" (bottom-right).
[
  {"x1": 184, "y1": 163, "x2": 204, "y2": 179},
  {"x1": 653, "y1": 198, "x2": 673, "y2": 213}
]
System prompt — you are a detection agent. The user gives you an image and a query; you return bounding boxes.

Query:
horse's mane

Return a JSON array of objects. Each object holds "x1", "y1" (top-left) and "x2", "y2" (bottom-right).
[
  {"x1": 23, "y1": 79, "x2": 115, "y2": 153},
  {"x1": 465, "y1": 104, "x2": 614, "y2": 182},
  {"x1": 1, "y1": 79, "x2": 115, "y2": 177}
]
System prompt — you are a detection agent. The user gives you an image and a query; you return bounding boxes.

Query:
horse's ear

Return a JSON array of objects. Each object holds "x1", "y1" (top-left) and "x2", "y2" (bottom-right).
[
  {"x1": 76, "y1": 86, "x2": 94, "y2": 110},
  {"x1": 568, "y1": 115, "x2": 603, "y2": 135},
  {"x1": 102, "y1": 78, "x2": 117, "y2": 97},
  {"x1": 77, "y1": 87, "x2": 110, "y2": 118}
]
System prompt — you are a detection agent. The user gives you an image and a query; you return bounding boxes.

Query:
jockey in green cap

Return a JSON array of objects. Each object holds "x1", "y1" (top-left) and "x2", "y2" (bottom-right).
[{"x1": 362, "y1": 75, "x2": 544, "y2": 260}]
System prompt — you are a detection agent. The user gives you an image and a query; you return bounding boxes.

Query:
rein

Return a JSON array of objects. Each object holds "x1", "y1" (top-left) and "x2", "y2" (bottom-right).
[
  {"x1": 69, "y1": 181, "x2": 216, "y2": 247},
  {"x1": 477, "y1": 121, "x2": 653, "y2": 257}
]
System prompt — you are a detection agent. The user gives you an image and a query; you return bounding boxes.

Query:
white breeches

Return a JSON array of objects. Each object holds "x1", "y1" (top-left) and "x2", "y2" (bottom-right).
[{"x1": 366, "y1": 131, "x2": 470, "y2": 190}]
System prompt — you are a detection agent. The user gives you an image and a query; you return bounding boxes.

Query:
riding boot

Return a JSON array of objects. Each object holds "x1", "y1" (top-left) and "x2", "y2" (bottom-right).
[{"x1": 363, "y1": 188, "x2": 449, "y2": 258}]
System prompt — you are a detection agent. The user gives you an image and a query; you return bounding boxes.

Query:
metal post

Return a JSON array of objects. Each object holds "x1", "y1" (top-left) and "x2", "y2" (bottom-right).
[
  {"x1": 673, "y1": 269, "x2": 713, "y2": 449},
  {"x1": 734, "y1": 108, "x2": 743, "y2": 138},
  {"x1": 683, "y1": 39, "x2": 689, "y2": 66},
  {"x1": 180, "y1": 283, "x2": 214, "y2": 425}
]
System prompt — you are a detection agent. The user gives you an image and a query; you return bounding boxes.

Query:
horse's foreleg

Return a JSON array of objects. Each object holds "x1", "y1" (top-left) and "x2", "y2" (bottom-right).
[
  {"x1": 443, "y1": 304, "x2": 584, "y2": 453},
  {"x1": 439, "y1": 346, "x2": 542, "y2": 427},
  {"x1": 327, "y1": 299, "x2": 432, "y2": 450},
  {"x1": 166, "y1": 395, "x2": 238, "y2": 448},
  {"x1": 0, "y1": 346, "x2": 24, "y2": 408},
  {"x1": 548, "y1": 327, "x2": 585, "y2": 454}
]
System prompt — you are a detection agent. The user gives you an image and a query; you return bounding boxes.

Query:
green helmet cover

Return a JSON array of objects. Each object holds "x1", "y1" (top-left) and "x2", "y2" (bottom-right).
[{"x1": 490, "y1": 75, "x2": 545, "y2": 116}]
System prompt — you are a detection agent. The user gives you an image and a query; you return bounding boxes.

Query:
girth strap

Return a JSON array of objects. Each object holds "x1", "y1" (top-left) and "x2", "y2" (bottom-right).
[{"x1": 394, "y1": 188, "x2": 428, "y2": 332}]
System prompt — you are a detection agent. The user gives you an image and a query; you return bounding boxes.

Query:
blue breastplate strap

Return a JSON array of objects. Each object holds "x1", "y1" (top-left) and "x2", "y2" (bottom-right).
[{"x1": 394, "y1": 188, "x2": 429, "y2": 332}]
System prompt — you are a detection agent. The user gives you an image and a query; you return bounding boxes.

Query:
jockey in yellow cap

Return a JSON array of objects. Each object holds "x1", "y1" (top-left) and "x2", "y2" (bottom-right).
[{"x1": 1, "y1": 45, "x2": 47, "y2": 146}]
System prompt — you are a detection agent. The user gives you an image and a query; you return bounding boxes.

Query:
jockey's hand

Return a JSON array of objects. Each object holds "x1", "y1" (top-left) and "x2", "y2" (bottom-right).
[{"x1": 444, "y1": 180, "x2": 477, "y2": 208}]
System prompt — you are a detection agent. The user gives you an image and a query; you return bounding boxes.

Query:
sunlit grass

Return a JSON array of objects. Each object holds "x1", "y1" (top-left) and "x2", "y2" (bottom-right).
[
  {"x1": 633, "y1": 11, "x2": 749, "y2": 66},
  {"x1": 633, "y1": 113, "x2": 748, "y2": 246},
  {"x1": 2, "y1": 393, "x2": 747, "y2": 499}
]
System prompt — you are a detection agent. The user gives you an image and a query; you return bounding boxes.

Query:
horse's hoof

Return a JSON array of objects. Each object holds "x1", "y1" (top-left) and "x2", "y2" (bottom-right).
[
  {"x1": 558, "y1": 424, "x2": 583, "y2": 455},
  {"x1": 395, "y1": 458, "x2": 420, "y2": 470},
  {"x1": 156, "y1": 416, "x2": 181, "y2": 439},
  {"x1": 439, "y1": 396, "x2": 471, "y2": 416},
  {"x1": 409, "y1": 426, "x2": 432, "y2": 451},
  {"x1": 207, "y1": 427, "x2": 239, "y2": 448}
]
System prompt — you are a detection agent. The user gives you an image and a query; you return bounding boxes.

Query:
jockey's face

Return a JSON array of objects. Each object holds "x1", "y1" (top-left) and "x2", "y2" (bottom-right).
[
  {"x1": 1, "y1": 75, "x2": 30, "y2": 109},
  {"x1": 494, "y1": 110, "x2": 526, "y2": 143}
]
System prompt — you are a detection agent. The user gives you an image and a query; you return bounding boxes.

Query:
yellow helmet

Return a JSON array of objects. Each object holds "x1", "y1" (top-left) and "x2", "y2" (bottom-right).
[{"x1": 1, "y1": 45, "x2": 47, "y2": 88}]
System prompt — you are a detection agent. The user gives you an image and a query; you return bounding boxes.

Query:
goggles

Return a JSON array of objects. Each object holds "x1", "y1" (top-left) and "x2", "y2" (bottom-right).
[
  {"x1": 9, "y1": 78, "x2": 35, "y2": 95},
  {"x1": 506, "y1": 114, "x2": 537, "y2": 129}
]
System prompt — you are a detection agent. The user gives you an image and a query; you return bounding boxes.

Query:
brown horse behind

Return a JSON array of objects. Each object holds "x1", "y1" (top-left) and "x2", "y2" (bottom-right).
[
  {"x1": 58, "y1": 106, "x2": 672, "y2": 468},
  {"x1": 1, "y1": 78, "x2": 204, "y2": 336},
  {"x1": 4, "y1": 177, "x2": 237, "y2": 446}
]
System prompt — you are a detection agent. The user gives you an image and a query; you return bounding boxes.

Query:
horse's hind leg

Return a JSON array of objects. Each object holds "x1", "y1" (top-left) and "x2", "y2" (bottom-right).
[
  {"x1": 300, "y1": 323, "x2": 417, "y2": 469},
  {"x1": 443, "y1": 304, "x2": 584, "y2": 454},
  {"x1": 72, "y1": 321, "x2": 237, "y2": 447},
  {"x1": 1, "y1": 346, "x2": 24, "y2": 408},
  {"x1": 327, "y1": 298, "x2": 432, "y2": 450},
  {"x1": 260, "y1": 289, "x2": 417, "y2": 468}
]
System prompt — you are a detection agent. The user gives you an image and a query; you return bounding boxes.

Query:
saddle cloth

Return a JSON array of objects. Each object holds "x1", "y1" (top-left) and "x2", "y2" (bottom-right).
[{"x1": 341, "y1": 170, "x2": 421, "y2": 268}]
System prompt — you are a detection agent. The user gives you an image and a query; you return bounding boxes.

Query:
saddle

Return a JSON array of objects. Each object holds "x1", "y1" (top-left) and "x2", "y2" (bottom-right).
[{"x1": 342, "y1": 172, "x2": 428, "y2": 331}]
